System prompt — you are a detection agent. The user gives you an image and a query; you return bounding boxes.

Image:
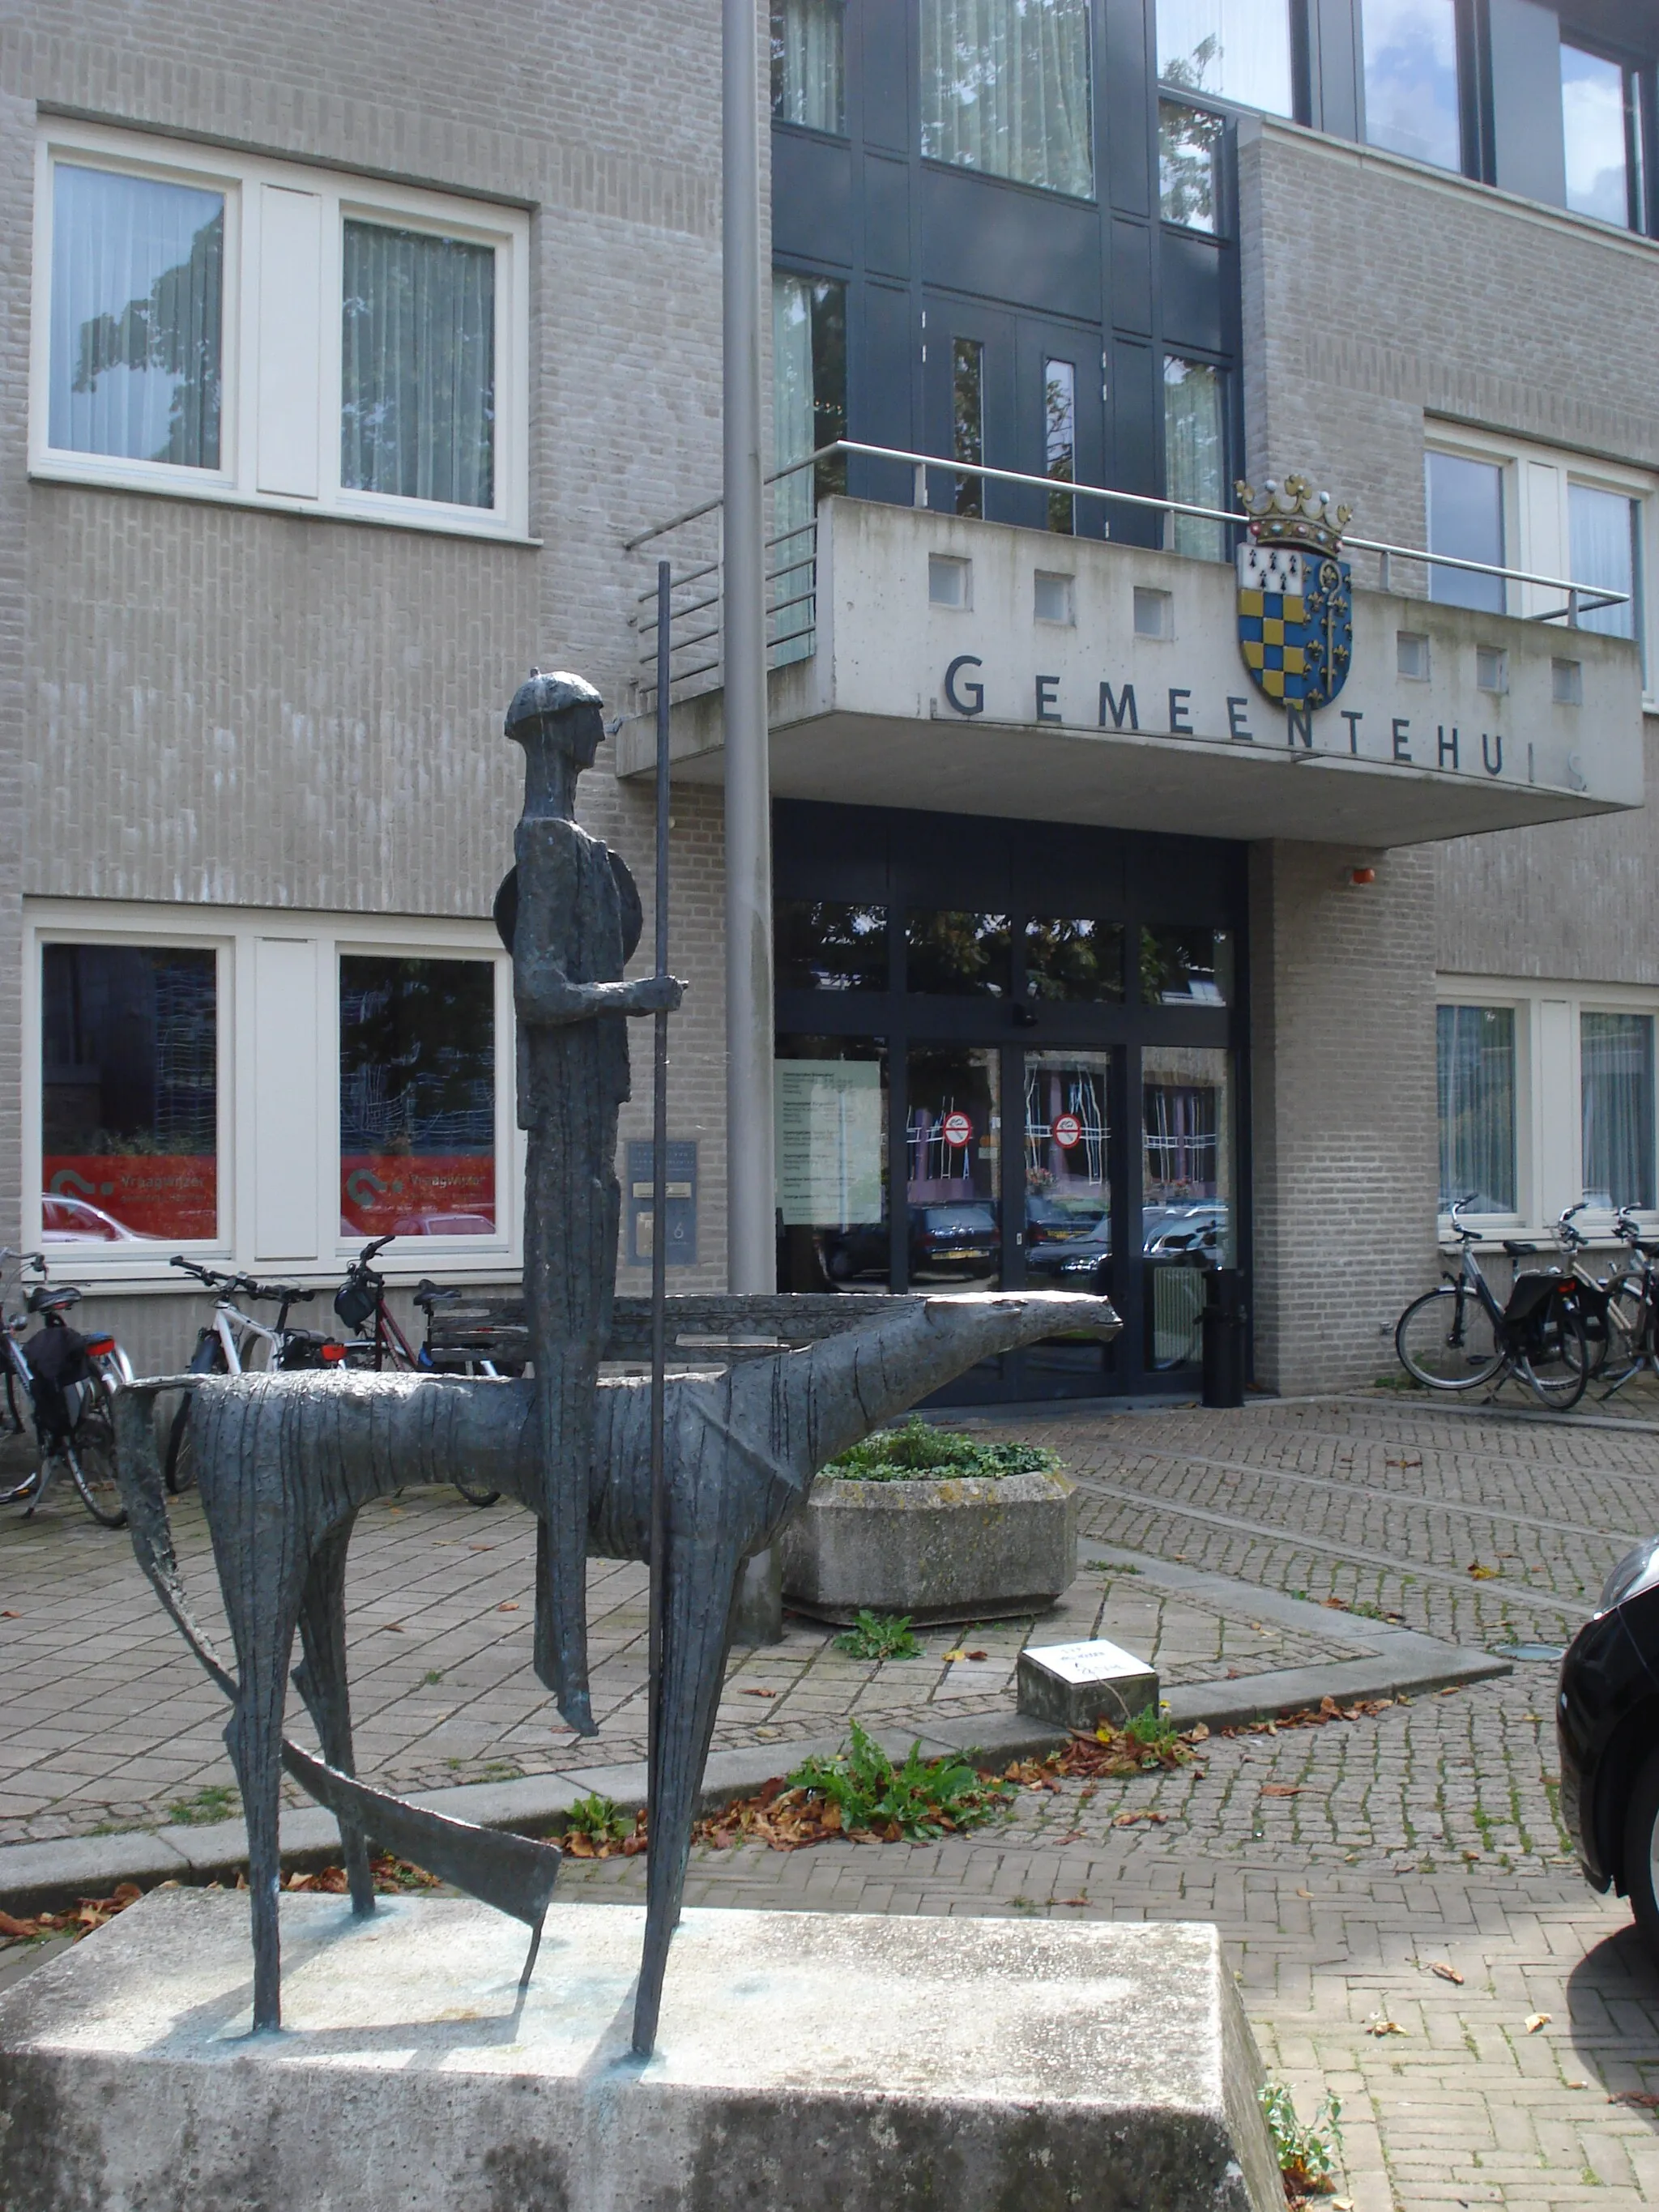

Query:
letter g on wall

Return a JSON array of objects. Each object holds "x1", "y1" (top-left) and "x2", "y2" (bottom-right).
[{"x1": 944, "y1": 655, "x2": 985, "y2": 716}]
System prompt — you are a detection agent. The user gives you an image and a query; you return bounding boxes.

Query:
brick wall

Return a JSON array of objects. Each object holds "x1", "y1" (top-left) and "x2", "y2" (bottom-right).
[
  {"x1": 1, "y1": 0, "x2": 761, "y2": 1297},
  {"x1": 1249, "y1": 842, "x2": 1439, "y2": 1393}
]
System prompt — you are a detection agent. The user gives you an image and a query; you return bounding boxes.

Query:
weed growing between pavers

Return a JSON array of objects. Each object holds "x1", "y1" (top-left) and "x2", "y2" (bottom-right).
[
  {"x1": 164, "y1": 1784, "x2": 238, "y2": 1826},
  {"x1": 1260, "y1": 2081, "x2": 1345, "y2": 2203},
  {"x1": 561, "y1": 1792, "x2": 646, "y2": 1858},
  {"x1": 834, "y1": 1609, "x2": 924, "y2": 1660},
  {"x1": 824, "y1": 1417, "x2": 1059, "y2": 1482}
]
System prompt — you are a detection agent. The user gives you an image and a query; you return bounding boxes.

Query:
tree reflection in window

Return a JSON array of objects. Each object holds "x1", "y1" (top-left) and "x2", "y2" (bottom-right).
[
  {"x1": 1025, "y1": 917, "x2": 1124, "y2": 1002},
  {"x1": 774, "y1": 901, "x2": 889, "y2": 991},
  {"x1": 906, "y1": 911, "x2": 1012, "y2": 996},
  {"x1": 51, "y1": 164, "x2": 224, "y2": 469}
]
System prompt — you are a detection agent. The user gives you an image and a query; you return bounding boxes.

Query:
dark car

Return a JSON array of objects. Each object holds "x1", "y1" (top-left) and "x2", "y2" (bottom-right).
[
  {"x1": 909, "y1": 1203, "x2": 1000, "y2": 1277},
  {"x1": 1559, "y1": 1538, "x2": 1659, "y2": 1957}
]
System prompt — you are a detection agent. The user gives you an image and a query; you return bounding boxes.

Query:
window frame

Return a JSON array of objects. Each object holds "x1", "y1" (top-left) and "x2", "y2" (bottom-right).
[
  {"x1": 1424, "y1": 421, "x2": 1657, "y2": 701},
  {"x1": 30, "y1": 121, "x2": 531, "y2": 543},
  {"x1": 23, "y1": 901, "x2": 519, "y2": 1285},
  {"x1": 1435, "y1": 975, "x2": 1659, "y2": 1242}
]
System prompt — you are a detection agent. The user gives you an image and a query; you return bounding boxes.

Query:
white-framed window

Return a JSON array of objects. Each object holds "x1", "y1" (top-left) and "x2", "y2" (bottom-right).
[
  {"x1": 1436, "y1": 975, "x2": 1659, "y2": 1238},
  {"x1": 30, "y1": 122, "x2": 531, "y2": 542},
  {"x1": 1425, "y1": 423, "x2": 1653, "y2": 697},
  {"x1": 24, "y1": 901, "x2": 518, "y2": 1282}
]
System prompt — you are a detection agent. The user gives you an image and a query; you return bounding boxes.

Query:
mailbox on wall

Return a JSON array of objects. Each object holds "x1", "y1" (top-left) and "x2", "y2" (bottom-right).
[{"x1": 626, "y1": 1140, "x2": 697, "y2": 1267}]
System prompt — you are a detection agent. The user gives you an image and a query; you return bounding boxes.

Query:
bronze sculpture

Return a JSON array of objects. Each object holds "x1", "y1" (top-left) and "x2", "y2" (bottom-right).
[
  {"x1": 494, "y1": 670, "x2": 681, "y2": 1737},
  {"x1": 113, "y1": 668, "x2": 1122, "y2": 2057}
]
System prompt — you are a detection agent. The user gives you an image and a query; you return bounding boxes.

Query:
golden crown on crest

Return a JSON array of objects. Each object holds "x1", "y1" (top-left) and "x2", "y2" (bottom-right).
[{"x1": 1234, "y1": 471, "x2": 1352, "y2": 558}]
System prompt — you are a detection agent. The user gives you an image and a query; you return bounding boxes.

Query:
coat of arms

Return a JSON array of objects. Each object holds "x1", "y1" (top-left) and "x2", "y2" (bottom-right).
[{"x1": 1234, "y1": 473, "x2": 1354, "y2": 710}]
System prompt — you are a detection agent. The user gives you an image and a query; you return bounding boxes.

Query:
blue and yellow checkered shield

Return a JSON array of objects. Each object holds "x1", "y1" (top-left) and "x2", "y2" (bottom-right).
[{"x1": 1237, "y1": 542, "x2": 1353, "y2": 710}]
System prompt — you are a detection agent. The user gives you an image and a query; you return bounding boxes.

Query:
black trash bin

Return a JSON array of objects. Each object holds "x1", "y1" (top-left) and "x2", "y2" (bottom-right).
[{"x1": 1201, "y1": 1268, "x2": 1247, "y2": 1409}]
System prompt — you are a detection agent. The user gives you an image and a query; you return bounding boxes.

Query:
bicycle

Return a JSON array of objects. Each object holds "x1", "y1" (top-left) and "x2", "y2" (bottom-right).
[
  {"x1": 333, "y1": 1236, "x2": 502, "y2": 1507},
  {"x1": 0, "y1": 1249, "x2": 134, "y2": 1528},
  {"x1": 1597, "y1": 1206, "x2": 1659, "y2": 1398},
  {"x1": 163, "y1": 1256, "x2": 344, "y2": 1493},
  {"x1": 1395, "y1": 1195, "x2": 1591, "y2": 1409}
]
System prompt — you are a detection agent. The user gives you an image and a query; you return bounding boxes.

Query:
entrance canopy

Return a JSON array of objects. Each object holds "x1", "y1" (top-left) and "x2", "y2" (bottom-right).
[{"x1": 621, "y1": 498, "x2": 1644, "y2": 849}]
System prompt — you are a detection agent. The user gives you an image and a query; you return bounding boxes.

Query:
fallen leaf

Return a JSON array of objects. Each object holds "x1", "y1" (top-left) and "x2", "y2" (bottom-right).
[
  {"x1": 739, "y1": 1687, "x2": 777, "y2": 1698},
  {"x1": 1260, "y1": 1783, "x2": 1301, "y2": 1797},
  {"x1": 497, "y1": 1602, "x2": 520, "y2": 1613},
  {"x1": 1611, "y1": 2090, "x2": 1659, "y2": 2108},
  {"x1": 1322, "y1": 1596, "x2": 1350, "y2": 1611},
  {"x1": 1367, "y1": 2018, "x2": 1408, "y2": 2037},
  {"x1": 1111, "y1": 1809, "x2": 1167, "y2": 1827},
  {"x1": 1056, "y1": 1894, "x2": 1090, "y2": 1907},
  {"x1": 1296, "y1": 1887, "x2": 1313, "y2": 1899},
  {"x1": 966, "y1": 1650, "x2": 988, "y2": 1661},
  {"x1": 942, "y1": 1649, "x2": 968, "y2": 1662},
  {"x1": 1428, "y1": 1961, "x2": 1465, "y2": 1984},
  {"x1": 382, "y1": 1622, "x2": 405, "y2": 1632},
  {"x1": 1525, "y1": 2012, "x2": 1551, "y2": 2034},
  {"x1": 0, "y1": 1609, "x2": 18, "y2": 1618},
  {"x1": 1467, "y1": 1563, "x2": 1499, "y2": 1580},
  {"x1": 1188, "y1": 1724, "x2": 1209, "y2": 1741}
]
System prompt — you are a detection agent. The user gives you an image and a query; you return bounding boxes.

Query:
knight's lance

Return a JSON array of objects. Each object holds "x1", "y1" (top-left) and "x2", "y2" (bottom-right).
[{"x1": 646, "y1": 560, "x2": 672, "y2": 1856}]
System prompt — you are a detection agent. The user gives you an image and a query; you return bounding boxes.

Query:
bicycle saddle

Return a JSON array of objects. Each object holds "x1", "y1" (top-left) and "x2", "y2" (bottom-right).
[
  {"x1": 26, "y1": 1284, "x2": 82, "y2": 1313},
  {"x1": 412, "y1": 1279, "x2": 460, "y2": 1311},
  {"x1": 1501, "y1": 1241, "x2": 1539, "y2": 1256}
]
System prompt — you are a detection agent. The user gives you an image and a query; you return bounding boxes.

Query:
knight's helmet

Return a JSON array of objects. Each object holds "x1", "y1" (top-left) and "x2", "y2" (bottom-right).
[{"x1": 504, "y1": 667, "x2": 603, "y2": 746}]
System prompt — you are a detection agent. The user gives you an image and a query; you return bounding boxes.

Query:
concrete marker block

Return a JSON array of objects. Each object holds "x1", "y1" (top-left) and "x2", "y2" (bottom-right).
[{"x1": 1017, "y1": 1636, "x2": 1161, "y2": 1731}]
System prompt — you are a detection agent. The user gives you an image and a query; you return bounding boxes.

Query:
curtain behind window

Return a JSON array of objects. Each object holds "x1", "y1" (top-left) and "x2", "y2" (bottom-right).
[
  {"x1": 921, "y1": 0, "x2": 1094, "y2": 200},
  {"x1": 1162, "y1": 356, "x2": 1226, "y2": 560},
  {"x1": 773, "y1": 0, "x2": 846, "y2": 132},
  {"x1": 1437, "y1": 1005, "x2": 1516, "y2": 1213},
  {"x1": 50, "y1": 164, "x2": 224, "y2": 469},
  {"x1": 1568, "y1": 483, "x2": 1640, "y2": 646},
  {"x1": 341, "y1": 222, "x2": 495, "y2": 509},
  {"x1": 1583, "y1": 1012, "x2": 1655, "y2": 1209}
]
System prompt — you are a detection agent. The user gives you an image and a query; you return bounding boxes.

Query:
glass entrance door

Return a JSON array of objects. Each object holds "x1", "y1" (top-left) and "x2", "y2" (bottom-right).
[{"x1": 1021, "y1": 1048, "x2": 1119, "y2": 1392}]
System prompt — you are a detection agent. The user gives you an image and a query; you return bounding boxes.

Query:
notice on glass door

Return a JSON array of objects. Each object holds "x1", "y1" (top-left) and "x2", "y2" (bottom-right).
[{"x1": 774, "y1": 1059, "x2": 883, "y2": 1226}]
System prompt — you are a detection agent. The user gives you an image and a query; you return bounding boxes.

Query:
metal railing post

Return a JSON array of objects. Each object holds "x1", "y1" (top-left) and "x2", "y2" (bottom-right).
[{"x1": 913, "y1": 460, "x2": 928, "y2": 510}]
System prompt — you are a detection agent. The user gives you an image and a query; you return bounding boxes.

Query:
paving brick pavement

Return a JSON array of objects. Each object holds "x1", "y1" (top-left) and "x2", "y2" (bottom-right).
[{"x1": 8, "y1": 1387, "x2": 1659, "y2": 2206}]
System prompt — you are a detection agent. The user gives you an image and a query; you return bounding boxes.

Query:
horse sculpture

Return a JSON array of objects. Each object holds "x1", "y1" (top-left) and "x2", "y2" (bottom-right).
[{"x1": 113, "y1": 1287, "x2": 1119, "y2": 2052}]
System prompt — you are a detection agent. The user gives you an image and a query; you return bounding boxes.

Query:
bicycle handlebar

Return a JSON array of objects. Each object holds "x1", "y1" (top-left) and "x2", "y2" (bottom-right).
[
  {"x1": 354, "y1": 1234, "x2": 396, "y2": 1266},
  {"x1": 168, "y1": 1255, "x2": 314, "y2": 1305}
]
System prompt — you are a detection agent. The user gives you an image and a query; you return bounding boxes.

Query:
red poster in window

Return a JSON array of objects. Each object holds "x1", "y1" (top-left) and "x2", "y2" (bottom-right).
[
  {"x1": 43, "y1": 1155, "x2": 216, "y2": 1242},
  {"x1": 340, "y1": 1155, "x2": 497, "y2": 1238}
]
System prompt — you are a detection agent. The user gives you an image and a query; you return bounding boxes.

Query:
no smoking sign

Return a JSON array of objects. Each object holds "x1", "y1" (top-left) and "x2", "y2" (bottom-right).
[
  {"x1": 1051, "y1": 1114, "x2": 1083, "y2": 1149},
  {"x1": 940, "y1": 1110, "x2": 974, "y2": 1149}
]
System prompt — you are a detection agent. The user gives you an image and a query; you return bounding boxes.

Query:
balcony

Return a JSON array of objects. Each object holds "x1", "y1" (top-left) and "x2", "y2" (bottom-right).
[{"x1": 619, "y1": 459, "x2": 1644, "y2": 849}]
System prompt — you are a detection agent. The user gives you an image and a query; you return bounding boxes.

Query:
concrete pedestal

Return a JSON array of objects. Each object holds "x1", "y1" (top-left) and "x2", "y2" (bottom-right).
[{"x1": 0, "y1": 1892, "x2": 1282, "y2": 2212}]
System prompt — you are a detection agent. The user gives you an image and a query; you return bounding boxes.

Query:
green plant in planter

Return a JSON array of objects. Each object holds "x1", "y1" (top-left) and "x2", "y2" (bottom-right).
[{"x1": 824, "y1": 1415, "x2": 1060, "y2": 1483}]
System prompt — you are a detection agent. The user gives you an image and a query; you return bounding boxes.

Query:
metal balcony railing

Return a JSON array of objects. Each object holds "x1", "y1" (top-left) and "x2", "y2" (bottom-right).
[{"x1": 625, "y1": 441, "x2": 1629, "y2": 709}]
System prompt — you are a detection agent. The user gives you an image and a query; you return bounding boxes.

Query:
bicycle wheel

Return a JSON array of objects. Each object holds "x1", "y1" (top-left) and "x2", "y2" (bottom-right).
[
  {"x1": 1395, "y1": 1285, "x2": 1504, "y2": 1390},
  {"x1": 1600, "y1": 1281, "x2": 1648, "y2": 1388},
  {"x1": 1520, "y1": 1297, "x2": 1590, "y2": 1410},
  {"x1": 64, "y1": 1400, "x2": 126, "y2": 1528},
  {"x1": 454, "y1": 1477, "x2": 501, "y2": 1507}
]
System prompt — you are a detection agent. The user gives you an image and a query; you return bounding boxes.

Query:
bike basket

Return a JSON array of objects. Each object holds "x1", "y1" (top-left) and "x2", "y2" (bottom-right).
[
  {"x1": 1503, "y1": 1271, "x2": 1567, "y2": 1327},
  {"x1": 333, "y1": 1278, "x2": 377, "y2": 1330}
]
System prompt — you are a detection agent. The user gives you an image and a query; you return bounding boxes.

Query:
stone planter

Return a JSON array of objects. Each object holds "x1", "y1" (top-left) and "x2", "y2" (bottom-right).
[{"x1": 779, "y1": 1470, "x2": 1078, "y2": 1626}]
